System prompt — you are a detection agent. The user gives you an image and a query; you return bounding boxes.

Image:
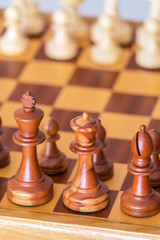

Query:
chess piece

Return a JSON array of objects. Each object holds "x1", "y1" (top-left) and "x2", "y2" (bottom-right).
[
  {"x1": 39, "y1": 116, "x2": 68, "y2": 175},
  {"x1": 12, "y1": 0, "x2": 45, "y2": 36},
  {"x1": 0, "y1": 117, "x2": 10, "y2": 168},
  {"x1": 7, "y1": 91, "x2": 53, "y2": 206},
  {"x1": 121, "y1": 125, "x2": 160, "y2": 217},
  {"x1": 0, "y1": 6, "x2": 28, "y2": 56},
  {"x1": 91, "y1": 15, "x2": 122, "y2": 66},
  {"x1": 45, "y1": 9, "x2": 78, "y2": 61},
  {"x1": 63, "y1": 112, "x2": 109, "y2": 213},
  {"x1": 59, "y1": 0, "x2": 89, "y2": 42},
  {"x1": 136, "y1": 18, "x2": 160, "y2": 69},
  {"x1": 148, "y1": 129, "x2": 160, "y2": 187},
  {"x1": 91, "y1": 0, "x2": 133, "y2": 45},
  {"x1": 136, "y1": 0, "x2": 160, "y2": 48},
  {"x1": 93, "y1": 124, "x2": 113, "y2": 181}
]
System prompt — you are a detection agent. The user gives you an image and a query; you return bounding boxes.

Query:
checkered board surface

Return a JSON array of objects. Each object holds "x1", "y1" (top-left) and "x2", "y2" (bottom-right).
[{"x1": 0, "y1": 15, "x2": 160, "y2": 234}]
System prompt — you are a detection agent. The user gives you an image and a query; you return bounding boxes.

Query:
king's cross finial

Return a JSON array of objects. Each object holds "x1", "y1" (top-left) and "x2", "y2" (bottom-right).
[{"x1": 21, "y1": 91, "x2": 36, "y2": 112}]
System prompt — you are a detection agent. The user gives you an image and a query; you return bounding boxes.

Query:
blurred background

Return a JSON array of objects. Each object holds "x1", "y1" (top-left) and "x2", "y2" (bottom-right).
[{"x1": 0, "y1": 0, "x2": 150, "y2": 22}]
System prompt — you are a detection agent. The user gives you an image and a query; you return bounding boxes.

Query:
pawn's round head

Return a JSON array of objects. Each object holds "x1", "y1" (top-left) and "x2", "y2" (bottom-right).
[
  {"x1": 4, "y1": 6, "x2": 20, "y2": 23},
  {"x1": 98, "y1": 15, "x2": 115, "y2": 30},
  {"x1": 41, "y1": 116, "x2": 59, "y2": 137},
  {"x1": 96, "y1": 124, "x2": 106, "y2": 142},
  {"x1": 52, "y1": 9, "x2": 70, "y2": 25},
  {"x1": 148, "y1": 129, "x2": 160, "y2": 151},
  {"x1": 145, "y1": 19, "x2": 160, "y2": 34},
  {"x1": 131, "y1": 125, "x2": 153, "y2": 159}
]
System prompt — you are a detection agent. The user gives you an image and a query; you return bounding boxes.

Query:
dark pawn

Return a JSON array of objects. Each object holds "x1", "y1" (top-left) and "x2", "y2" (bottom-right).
[
  {"x1": 93, "y1": 124, "x2": 113, "y2": 181},
  {"x1": 39, "y1": 116, "x2": 68, "y2": 175},
  {"x1": 121, "y1": 125, "x2": 160, "y2": 217},
  {"x1": 0, "y1": 117, "x2": 10, "y2": 167},
  {"x1": 149, "y1": 129, "x2": 160, "y2": 187},
  {"x1": 63, "y1": 112, "x2": 109, "y2": 213}
]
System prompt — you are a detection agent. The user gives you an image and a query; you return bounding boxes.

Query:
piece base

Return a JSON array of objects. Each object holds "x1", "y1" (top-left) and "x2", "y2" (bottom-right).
[
  {"x1": 7, "y1": 174, "x2": 53, "y2": 206},
  {"x1": 121, "y1": 189, "x2": 160, "y2": 217},
  {"x1": 62, "y1": 181, "x2": 109, "y2": 213}
]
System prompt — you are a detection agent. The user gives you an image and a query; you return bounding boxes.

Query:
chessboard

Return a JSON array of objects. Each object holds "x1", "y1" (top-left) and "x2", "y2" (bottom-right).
[{"x1": 0, "y1": 13, "x2": 160, "y2": 240}]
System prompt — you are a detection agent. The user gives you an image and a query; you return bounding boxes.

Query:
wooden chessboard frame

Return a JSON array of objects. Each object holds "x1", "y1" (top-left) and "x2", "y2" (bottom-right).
[{"x1": 0, "y1": 10, "x2": 160, "y2": 239}]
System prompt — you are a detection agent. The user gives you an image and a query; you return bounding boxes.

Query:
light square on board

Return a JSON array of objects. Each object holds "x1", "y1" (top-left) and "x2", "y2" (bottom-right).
[
  {"x1": 114, "y1": 70, "x2": 160, "y2": 96},
  {"x1": 0, "y1": 79, "x2": 17, "y2": 102},
  {"x1": 19, "y1": 60, "x2": 75, "y2": 86},
  {"x1": 99, "y1": 112, "x2": 150, "y2": 140},
  {"x1": 77, "y1": 44, "x2": 131, "y2": 71},
  {"x1": 54, "y1": 85, "x2": 111, "y2": 112}
]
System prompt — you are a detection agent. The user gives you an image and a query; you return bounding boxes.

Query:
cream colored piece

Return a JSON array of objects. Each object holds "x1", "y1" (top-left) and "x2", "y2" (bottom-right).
[
  {"x1": 12, "y1": 0, "x2": 45, "y2": 36},
  {"x1": 45, "y1": 9, "x2": 78, "y2": 61},
  {"x1": 136, "y1": 0, "x2": 160, "y2": 48},
  {"x1": 59, "y1": 0, "x2": 89, "y2": 41},
  {"x1": 91, "y1": 15, "x2": 122, "y2": 66},
  {"x1": 136, "y1": 19, "x2": 160, "y2": 69},
  {"x1": 91, "y1": 0, "x2": 133, "y2": 45},
  {"x1": 0, "y1": 6, "x2": 28, "y2": 56}
]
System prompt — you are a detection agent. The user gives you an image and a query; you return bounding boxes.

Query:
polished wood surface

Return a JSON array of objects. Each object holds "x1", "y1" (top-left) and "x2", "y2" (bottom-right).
[
  {"x1": 121, "y1": 125, "x2": 160, "y2": 217},
  {"x1": 63, "y1": 112, "x2": 109, "y2": 212},
  {"x1": 93, "y1": 124, "x2": 113, "y2": 181},
  {"x1": 7, "y1": 91, "x2": 53, "y2": 206},
  {"x1": 39, "y1": 116, "x2": 68, "y2": 175}
]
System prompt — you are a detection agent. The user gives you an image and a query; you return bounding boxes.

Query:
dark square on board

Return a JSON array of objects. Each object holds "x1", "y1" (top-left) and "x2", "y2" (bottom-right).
[
  {"x1": 0, "y1": 177, "x2": 8, "y2": 201},
  {"x1": 8, "y1": 83, "x2": 61, "y2": 105},
  {"x1": 2, "y1": 127, "x2": 21, "y2": 152},
  {"x1": 148, "y1": 119, "x2": 160, "y2": 131},
  {"x1": 105, "y1": 93, "x2": 157, "y2": 115},
  {"x1": 121, "y1": 172, "x2": 133, "y2": 191},
  {"x1": 54, "y1": 190, "x2": 118, "y2": 219},
  {"x1": 0, "y1": 60, "x2": 26, "y2": 78},
  {"x1": 68, "y1": 68, "x2": 119, "y2": 88}
]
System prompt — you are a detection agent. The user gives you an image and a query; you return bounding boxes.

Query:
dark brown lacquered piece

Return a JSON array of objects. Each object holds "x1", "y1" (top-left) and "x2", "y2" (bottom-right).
[
  {"x1": 93, "y1": 124, "x2": 113, "y2": 181},
  {"x1": 121, "y1": 125, "x2": 160, "y2": 217},
  {"x1": 39, "y1": 116, "x2": 68, "y2": 175},
  {"x1": 149, "y1": 129, "x2": 160, "y2": 187},
  {"x1": 0, "y1": 117, "x2": 10, "y2": 168},
  {"x1": 62, "y1": 112, "x2": 109, "y2": 213},
  {"x1": 7, "y1": 91, "x2": 53, "y2": 206}
]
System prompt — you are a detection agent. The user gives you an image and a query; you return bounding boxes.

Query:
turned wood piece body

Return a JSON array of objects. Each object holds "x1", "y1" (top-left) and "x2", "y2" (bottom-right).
[
  {"x1": 93, "y1": 124, "x2": 113, "y2": 181},
  {"x1": 148, "y1": 129, "x2": 160, "y2": 187},
  {"x1": 7, "y1": 91, "x2": 53, "y2": 206},
  {"x1": 0, "y1": 117, "x2": 10, "y2": 167},
  {"x1": 62, "y1": 112, "x2": 109, "y2": 213},
  {"x1": 121, "y1": 125, "x2": 160, "y2": 217},
  {"x1": 39, "y1": 116, "x2": 68, "y2": 175}
]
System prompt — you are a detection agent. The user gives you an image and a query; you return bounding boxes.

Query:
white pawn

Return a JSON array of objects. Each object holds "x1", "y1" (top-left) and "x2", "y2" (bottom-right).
[
  {"x1": 136, "y1": 0, "x2": 160, "y2": 48},
  {"x1": 136, "y1": 19, "x2": 160, "y2": 69},
  {"x1": 59, "y1": 0, "x2": 89, "y2": 41},
  {"x1": 91, "y1": 0, "x2": 133, "y2": 45},
  {"x1": 45, "y1": 9, "x2": 78, "y2": 61},
  {"x1": 91, "y1": 15, "x2": 122, "y2": 66},
  {"x1": 0, "y1": 6, "x2": 28, "y2": 56},
  {"x1": 12, "y1": 0, "x2": 45, "y2": 36}
]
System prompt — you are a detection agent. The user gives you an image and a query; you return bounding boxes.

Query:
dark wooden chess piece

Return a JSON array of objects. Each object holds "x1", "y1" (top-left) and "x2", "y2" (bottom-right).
[
  {"x1": 121, "y1": 125, "x2": 160, "y2": 217},
  {"x1": 39, "y1": 116, "x2": 68, "y2": 175},
  {"x1": 0, "y1": 117, "x2": 10, "y2": 167},
  {"x1": 93, "y1": 124, "x2": 113, "y2": 181},
  {"x1": 7, "y1": 91, "x2": 53, "y2": 206},
  {"x1": 148, "y1": 129, "x2": 160, "y2": 187},
  {"x1": 63, "y1": 112, "x2": 109, "y2": 212}
]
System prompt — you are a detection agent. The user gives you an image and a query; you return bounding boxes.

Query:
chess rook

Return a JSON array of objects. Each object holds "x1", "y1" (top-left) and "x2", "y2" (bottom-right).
[
  {"x1": 0, "y1": 117, "x2": 10, "y2": 168},
  {"x1": 63, "y1": 112, "x2": 109, "y2": 213},
  {"x1": 149, "y1": 129, "x2": 160, "y2": 187},
  {"x1": 121, "y1": 125, "x2": 160, "y2": 217},
  {"x1": 39, "y1": 116, "x2": 68, "y2": 175},
  {"x1": 7, "y1": 91, "x2": 53, "y2": 206},
  {"x1": 93, "y1": 124, "x2": 113, "y2": 181}
]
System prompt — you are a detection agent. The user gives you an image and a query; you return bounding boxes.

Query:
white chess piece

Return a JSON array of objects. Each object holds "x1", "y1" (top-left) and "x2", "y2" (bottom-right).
[
  {"x1": 136, "y1": 0, "x2": 160, "y2": 48},
  {"x1": 91, "y1": 15, "x2": 122, "y2": 65},
  {"x1": 91, "y1": 0, "x2": 133, "y2": 45},
  {"x1": 136, "y1": 18, "x2": 160, "y2": 69},
  {"x1": 12, "y1": 0, "x2": 45, "y2": 36},
  {"x1": 45, "y1": 9, "x2": 78, "y2": 60},
  {"x1": 0, "y1": 6, "x2": 28, "y2": 56},
  {"x1": 59, "y1": 0, "x2": 89, "y2": 41}
]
